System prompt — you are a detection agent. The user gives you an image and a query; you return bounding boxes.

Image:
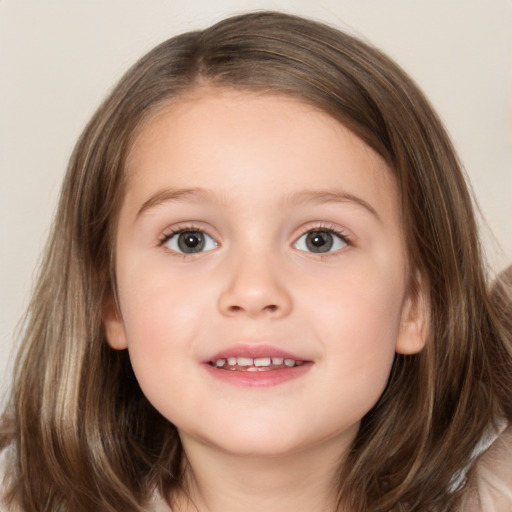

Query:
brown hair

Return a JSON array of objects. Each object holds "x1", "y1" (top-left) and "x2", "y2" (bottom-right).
[{"x1": 1, "y1": 11, "x2": 511, "y2": 512}]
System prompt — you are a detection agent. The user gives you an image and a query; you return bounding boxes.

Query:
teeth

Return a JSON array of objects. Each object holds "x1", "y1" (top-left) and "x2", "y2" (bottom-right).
[
  {"x1": 254, "y1": 357, "x2": 271, "y2": 367},
  {"x1": 212, "y1": 356, "x2": 303, "y2": 369}
]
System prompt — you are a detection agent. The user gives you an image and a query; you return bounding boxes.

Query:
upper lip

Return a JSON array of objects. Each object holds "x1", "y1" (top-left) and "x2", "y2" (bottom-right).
[{"x1": 204, "y1": 343, "x2": 308, "y2": 363}]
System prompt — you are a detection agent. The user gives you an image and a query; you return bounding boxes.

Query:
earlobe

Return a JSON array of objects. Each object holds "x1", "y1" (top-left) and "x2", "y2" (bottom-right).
[
  {"x1": 102, "y1": 295, "x2": 128, "y2": 350},
  {"x1": 395, "y1": 281, "x2": 429, "y2": 355}
]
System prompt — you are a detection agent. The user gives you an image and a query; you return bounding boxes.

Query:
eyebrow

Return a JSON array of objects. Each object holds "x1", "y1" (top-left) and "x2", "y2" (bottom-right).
[
  {"x1": 286, "y1": 190, "x2": 381, "y2": 222},
  {"x1": 136, "y1": 186, "x2": 380, "y2": 222},
  {"x1": 136, "y1": 187, "x2": 223, "y2": 218}
]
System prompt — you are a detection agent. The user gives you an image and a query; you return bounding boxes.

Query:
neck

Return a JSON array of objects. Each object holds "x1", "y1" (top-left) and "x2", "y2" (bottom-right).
[{"x1": 173, "y1": 433, "x2": 352, "y2": 512}]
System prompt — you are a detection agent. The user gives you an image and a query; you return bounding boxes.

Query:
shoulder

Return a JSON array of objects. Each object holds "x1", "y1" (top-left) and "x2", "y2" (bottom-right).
[
  {"x1": 150, "y1": 491, "x2": 173, "y2": 512},
  {"x1": 0, "y1": 445, "x2": 20, "y2": 512},
  {"x1": 459, "y1": 422, "x2": 512, "y2": 511},
  {"x1": 0, "y1": 444, "x2": 172, "y2": 512}
]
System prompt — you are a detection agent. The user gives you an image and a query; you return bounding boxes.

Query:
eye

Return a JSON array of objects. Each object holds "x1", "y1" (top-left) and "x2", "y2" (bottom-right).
[
  {"x1": 164, "y1": 230, "x2": 218, "y2": 254},
  {"x1": 294, "y1": 229, "x2": 348, "y2": 254}
]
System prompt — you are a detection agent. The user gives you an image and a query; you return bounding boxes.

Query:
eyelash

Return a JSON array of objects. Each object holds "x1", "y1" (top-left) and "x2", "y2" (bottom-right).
[
  {"x1": 158, "y1": 225, "x2": 210, "y2": 245},
  {"x1": 158, "y1": 224, "x2": 217, "y2": 257},
  {"x1": 157, "y1": 223, "x2": 352, "y2": 256},
  {"x1": 294, "y1": 224, "x2": 352, "y2": 255}
]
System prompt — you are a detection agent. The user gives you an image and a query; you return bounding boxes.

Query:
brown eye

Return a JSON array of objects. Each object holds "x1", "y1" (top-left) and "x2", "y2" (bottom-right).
[
  {"x1": 165, "y1": 231, "x2": 217, "y2": 254},
  {"x1": 294, "y1": 230, "x2": 347, "y2": 254}
]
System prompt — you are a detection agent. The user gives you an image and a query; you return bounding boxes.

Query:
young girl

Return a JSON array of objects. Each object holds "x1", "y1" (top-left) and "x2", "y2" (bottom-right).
[{"x1": 1, "y1": 11, "x2": 511, "y2": 512}]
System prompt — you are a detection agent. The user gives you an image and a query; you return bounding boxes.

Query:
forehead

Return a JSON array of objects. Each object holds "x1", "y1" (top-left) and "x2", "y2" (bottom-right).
[{"x1": 123, "y1": 88, "x2": 398, "y2": 222}]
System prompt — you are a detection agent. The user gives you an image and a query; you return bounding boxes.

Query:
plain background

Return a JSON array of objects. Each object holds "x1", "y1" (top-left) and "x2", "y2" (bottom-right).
[{"x1": 1, "y1": 0, "x2": 511, "y2": 403}]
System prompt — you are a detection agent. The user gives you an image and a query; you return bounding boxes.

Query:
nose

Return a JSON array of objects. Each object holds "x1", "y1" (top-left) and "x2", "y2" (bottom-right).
[{"x1": 217, "y1": 252, "x2": 293, "y2": 319}]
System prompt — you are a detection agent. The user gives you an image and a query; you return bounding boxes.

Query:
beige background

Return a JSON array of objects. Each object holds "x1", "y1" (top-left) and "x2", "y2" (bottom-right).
[{"x1": 1, "y1": 0, "x2": 511, "y2": 402}]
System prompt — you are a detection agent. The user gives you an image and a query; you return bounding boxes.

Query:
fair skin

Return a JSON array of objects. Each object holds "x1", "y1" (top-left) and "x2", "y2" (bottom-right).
[{"x1": 104, "y1": 88, "x2": 426, "y2": 511}]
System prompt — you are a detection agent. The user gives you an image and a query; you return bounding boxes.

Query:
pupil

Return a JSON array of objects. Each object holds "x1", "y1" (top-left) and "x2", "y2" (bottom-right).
[
  {"x1": 178, "y1": 231, "x2": 205, "y2": 253},
  {"x1": 306, "y1": 231, "x2": 333, "y2": 253}
]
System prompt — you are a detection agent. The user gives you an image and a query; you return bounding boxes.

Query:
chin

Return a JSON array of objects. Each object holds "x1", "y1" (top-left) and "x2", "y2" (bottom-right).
[
  {"x1": 215, "y1": 435, "x2": 307, "y2": 458},
  {"x1": 183, "y1": 418, "x2": 337, "y2": 459}
]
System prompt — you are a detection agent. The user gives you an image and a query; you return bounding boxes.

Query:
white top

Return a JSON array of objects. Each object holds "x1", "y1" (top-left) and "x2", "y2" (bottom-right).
[
  {"x1": 458, "y1": 423, "x2": 512, "y2": 511},
  {"x1": 1, "y1": 425, "x2": 511, "y2": 511}
]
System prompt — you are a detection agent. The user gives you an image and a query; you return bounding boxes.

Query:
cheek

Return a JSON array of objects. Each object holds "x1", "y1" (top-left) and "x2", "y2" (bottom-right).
[
  {"x1": 117, "y1": 270, "x2": 207, "y2": 386},
  {"x1": 312, "y1": 259, "x2": 405, "y2": 340},
  {"x1": 120, "y1": 262, "x2": 205, "y2": 332},
  {"x1": 309, "y1": 262, "x2": 406, "y2": 394}
]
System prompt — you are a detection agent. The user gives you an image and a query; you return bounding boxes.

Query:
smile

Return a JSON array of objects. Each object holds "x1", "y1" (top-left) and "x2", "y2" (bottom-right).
[
  {"x1": 204, "y1": 345, "x2": 312, "y2": 387},
  {"x1": 209, "y1": 357, "x2": 304, "y2": 371}
]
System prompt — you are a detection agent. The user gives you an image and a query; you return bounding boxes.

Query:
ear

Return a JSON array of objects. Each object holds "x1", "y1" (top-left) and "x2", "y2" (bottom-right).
[
  {"x1": 395, "y1": 279, "x2": 429, "y2": 355},
  {"x1": 102, "y1": 294, "x2": 128, "y2": 350}
]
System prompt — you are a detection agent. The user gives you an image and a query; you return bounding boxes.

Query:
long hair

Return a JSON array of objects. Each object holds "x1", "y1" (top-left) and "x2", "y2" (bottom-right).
[{"x1": 1, "y1": 11, "x2": 511, "y2": 512}]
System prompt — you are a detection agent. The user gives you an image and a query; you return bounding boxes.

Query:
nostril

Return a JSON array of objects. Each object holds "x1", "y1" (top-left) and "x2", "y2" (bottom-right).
[{"x1": 226, "y1": 304, "x2": 279, "y2": 315}]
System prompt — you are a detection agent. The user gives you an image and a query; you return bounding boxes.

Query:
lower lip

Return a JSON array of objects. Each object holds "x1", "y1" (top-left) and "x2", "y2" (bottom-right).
[{"x1": 203, "y1": 362, "x2": 312, "y2": 387}]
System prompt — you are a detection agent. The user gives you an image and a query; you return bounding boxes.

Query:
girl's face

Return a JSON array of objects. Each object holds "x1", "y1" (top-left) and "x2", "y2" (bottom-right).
[{"x1": 104, "y1": 89, "x2": 426, "y2": 459}]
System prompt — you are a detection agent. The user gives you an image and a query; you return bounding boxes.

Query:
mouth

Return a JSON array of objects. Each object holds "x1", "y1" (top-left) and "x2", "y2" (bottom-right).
[
  {"x1": 204, "y1": 345, "x2": 312, "y2": 387},
  {"x1": 209, "y1": 356, "x2": 304, "y2": 372}
]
